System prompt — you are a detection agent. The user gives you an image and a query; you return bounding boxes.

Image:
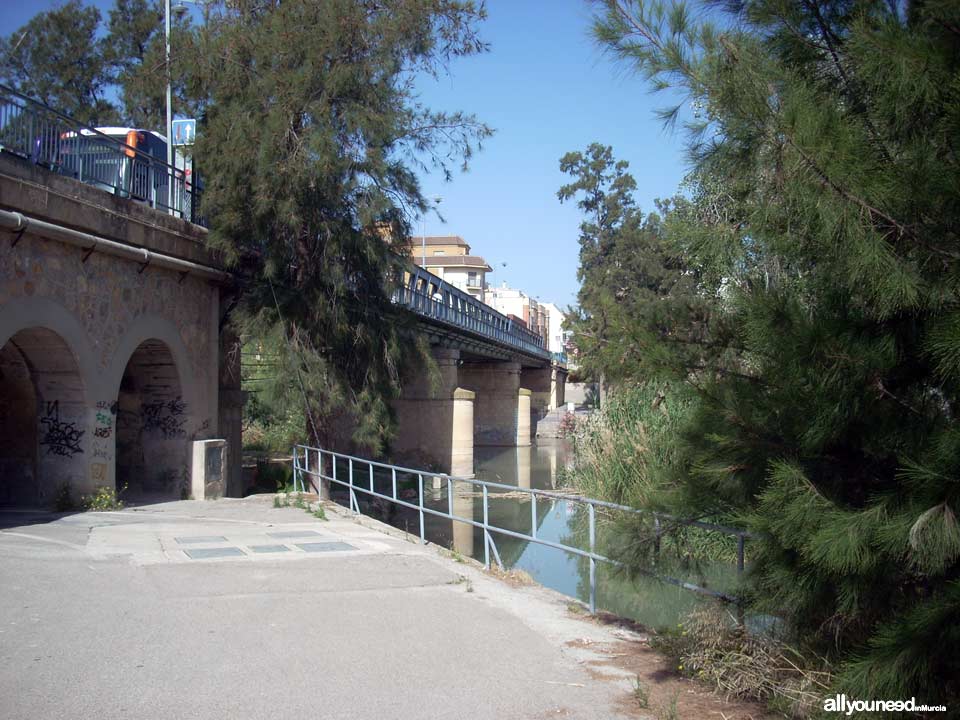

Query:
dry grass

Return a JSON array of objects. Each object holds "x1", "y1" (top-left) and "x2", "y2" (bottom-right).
[
  {"x1": 651, "y1": 606, "x2": 832, "y2": 718},
  {"x1": 487, "y1": 565, "x2": 535, "y2": 587}
]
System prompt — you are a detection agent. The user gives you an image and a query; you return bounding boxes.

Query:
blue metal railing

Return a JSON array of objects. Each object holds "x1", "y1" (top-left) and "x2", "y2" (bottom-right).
[
  {"x1": 394, "y1": 265, "x2": 553, "y2": 360},
  {"x1": 0, "y1": 84, "x2": 205, "y2": 226},
  {"x1": 293, "y1": 445, "x2": 750, "y2": 613}
]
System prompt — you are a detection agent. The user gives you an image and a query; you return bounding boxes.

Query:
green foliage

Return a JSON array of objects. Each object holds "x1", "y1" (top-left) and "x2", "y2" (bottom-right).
[
  {"x1": 0, "y1": 0, "x2": 118, "y2": 125},
  {"x1": 0, "y1": 0, "x2": 194, "y2": 128},
  {"x1": 312, "y1": 505, "x2": 327, "y2": 521},
  {"x1": 255, "y1": 462, "x2": 293, "y2": 494},
  {"x1": 581, "y1": 0, "x2": 960, "y2": 705},
  {"x1": 190, "y1": 0, "x2": 491, "y2": 453},
  {"x1": 82, "y1": 485, "x2": 124, "y2": 511}
]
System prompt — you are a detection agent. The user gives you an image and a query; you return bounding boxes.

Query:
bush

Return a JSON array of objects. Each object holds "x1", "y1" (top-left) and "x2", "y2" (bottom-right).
[{"x1": 82, "y1": 485, "x2": 124, "y2": 511}]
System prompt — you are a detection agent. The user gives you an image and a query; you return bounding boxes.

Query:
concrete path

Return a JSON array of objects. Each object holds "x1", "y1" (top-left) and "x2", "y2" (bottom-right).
[{"x1": 0, "y1": 497, "x2": 764, "y2": 720}]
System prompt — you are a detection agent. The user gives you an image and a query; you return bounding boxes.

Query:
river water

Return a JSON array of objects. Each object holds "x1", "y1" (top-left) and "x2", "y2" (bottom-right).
[{"x1": 330, "y1": 441, "x2": 739, "y2": 630}]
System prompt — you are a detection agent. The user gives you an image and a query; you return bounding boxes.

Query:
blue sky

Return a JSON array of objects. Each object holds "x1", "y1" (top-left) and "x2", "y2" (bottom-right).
[
  {"x1": 2, "y1": 0, "x2": 691, "y2": 307},
  {"x1": 416, "y1": 1, "x2": 690, "y2": 306}
]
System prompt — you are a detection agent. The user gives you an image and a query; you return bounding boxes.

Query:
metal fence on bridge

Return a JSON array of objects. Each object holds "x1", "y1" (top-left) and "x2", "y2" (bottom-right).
[
  {"x1": 293, "y1": 445, "x2": 748, "y2": 614},
  {"x1": 394, "y1": 265, "x2": 553, "y2": 361},
  {"x1": 0, "y1": 84, "x2": 204, "y2": 226}
]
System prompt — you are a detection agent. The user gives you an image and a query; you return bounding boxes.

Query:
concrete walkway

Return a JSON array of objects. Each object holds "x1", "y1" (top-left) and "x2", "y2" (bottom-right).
[{"x1": 0, "y1": 497, "x2": 764, "y2": 720}]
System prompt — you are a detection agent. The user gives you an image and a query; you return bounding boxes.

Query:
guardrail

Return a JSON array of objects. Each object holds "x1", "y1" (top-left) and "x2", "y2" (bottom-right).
[
  {"x1": 292, "y1": 445, "x2": 749, "y2": 613},
  {"x1": 0, "y1": 84, "x2": 204, "y2": 226},
  {"x1": 394, "y1": 265, "x2": 552, "y2": 361}
]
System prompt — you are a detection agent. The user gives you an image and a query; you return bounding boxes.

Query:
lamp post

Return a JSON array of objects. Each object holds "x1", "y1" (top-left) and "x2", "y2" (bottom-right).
[{"x1": 164, "y1": 0, "x2": 173, "y2": 214}]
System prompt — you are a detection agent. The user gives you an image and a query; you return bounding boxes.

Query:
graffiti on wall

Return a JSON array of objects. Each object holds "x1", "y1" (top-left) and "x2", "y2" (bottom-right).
[
  {"x1": 142, "y1": 397, "x2": 187, "y2": 439},
  {"x1": 39, "y1": 401, "x2": 84, "y2": 457},
  {"x1": 91, "y1": 401, "x2": 116, "y2": 458},
  {"x1": 93, "y1": 400, "x2": 115, "y2": 438}
]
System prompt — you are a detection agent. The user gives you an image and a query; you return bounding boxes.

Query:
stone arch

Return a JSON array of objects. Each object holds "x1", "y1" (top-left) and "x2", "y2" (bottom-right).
[
  {"x1": 0, "y1": 296, "x2": 100, "y2": 393},
  {"x1": 110, "y1": 319, "x2": 198, "y2": 500},
  {"x1": 0, "y1": 326, "x2": 87, "y2": 506}
]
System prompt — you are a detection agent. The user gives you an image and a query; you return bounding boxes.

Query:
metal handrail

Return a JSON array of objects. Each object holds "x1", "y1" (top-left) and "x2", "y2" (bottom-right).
[
  {"x1": 0, "y1": 84, "x2": 205, "y2": 226},
  {"x1": 394, "y1": 265, "x2": 553, "y2": 361},
  {"x1": 292, "y1": 445, "x2": 748, "y2": 613}
]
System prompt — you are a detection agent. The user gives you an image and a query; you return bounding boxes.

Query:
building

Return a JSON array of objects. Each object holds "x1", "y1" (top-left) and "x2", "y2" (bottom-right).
[
  {"x1": 486, "y1": 284, "x2": 549, "y2": 340},
  {"x1": 539, "y1": 302, "x2": 569, "y2": 355},
  {"x1": 406, "y1": 235, "x2": 491, "y2": 301}
]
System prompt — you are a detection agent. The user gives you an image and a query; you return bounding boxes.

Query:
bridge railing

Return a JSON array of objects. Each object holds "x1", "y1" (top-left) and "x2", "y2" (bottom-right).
[
  {"x1": 393, "y1": 265, "x2": 552, "y2": 360},
  {"x1": 0, "y1": 84, "x2": 204, "y2": 226},
  {"x1": 293, "y1": 444, "x2": 749, "y2": 614}
]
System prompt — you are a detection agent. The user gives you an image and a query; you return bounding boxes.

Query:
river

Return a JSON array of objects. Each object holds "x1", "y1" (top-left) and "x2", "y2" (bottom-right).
[{"x1": 329, "y1": 441, "x2": 739, "y2": 630}]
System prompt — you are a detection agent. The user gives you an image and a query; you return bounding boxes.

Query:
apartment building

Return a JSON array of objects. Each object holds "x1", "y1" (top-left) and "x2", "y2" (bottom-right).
[
  {"x1": 406, "y1": 235, "x2": 491, "y2": 301},
  {"x1": 485, "y1": 284, "x2": 548, "y2": 339}
]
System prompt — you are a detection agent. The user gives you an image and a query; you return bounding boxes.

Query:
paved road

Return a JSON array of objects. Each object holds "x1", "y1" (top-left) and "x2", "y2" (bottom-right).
[{"x1": 0, "y1": 497, "x2": 647, "y2": 720}]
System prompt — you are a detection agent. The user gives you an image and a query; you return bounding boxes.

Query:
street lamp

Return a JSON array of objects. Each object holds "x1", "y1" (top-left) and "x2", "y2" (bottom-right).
[
  {"x1": 164, "y1": 0, "x2": 173, "y2": 214},
  {"x1": 421, "y1": 195, "x2": 442, "y2": 268},
  {"x1": 165, "y1": 0, "x2": 198, "y2": 216}
]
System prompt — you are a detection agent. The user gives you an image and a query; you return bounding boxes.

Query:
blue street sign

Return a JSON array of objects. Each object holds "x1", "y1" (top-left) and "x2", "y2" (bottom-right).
[{"x1": 172, "y1": 119, "x2": 196, "y2": 146}]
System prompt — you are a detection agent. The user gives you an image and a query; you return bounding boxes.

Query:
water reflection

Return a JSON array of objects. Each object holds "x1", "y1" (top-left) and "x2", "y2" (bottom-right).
[
  {"x1": 329, "y1": 441, "x2": 738, "y2": 630},
  {"x1": 451, "y1": 484, "x2": 474, "y2": 557}
]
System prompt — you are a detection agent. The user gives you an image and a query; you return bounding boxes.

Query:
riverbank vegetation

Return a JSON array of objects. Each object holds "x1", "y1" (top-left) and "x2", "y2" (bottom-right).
[{"x1": 564, "y1": 0, "x2": 960, "y2": 710}]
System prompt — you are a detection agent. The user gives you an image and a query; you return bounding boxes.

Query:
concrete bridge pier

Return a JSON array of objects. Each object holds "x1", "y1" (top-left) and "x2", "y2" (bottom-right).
[
  {"x1": 393, "y1": 348, "x2": 475, "y2": 477},
  {"x1": 459, "y1": 361, "x2": 531, "y2": 447}
]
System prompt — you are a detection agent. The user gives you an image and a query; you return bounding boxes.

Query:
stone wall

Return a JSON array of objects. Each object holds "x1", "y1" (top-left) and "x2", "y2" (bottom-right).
[{"x1": 0, "y1": 155, "x2": 233, "y2": 504}]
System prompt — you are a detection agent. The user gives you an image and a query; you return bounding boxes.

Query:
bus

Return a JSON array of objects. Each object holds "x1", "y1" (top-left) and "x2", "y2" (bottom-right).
[{"x1": 55, "y1": 127, "x2": 197, "y2": 220}]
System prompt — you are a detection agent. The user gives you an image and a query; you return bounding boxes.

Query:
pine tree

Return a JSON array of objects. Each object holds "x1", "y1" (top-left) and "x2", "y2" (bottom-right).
[
  {"x1": 558, "y1": 144, "x2": 716, "y2": 385},
  {"x1": 0, "y1": 0, "x2": 119, "y2": 125},
  {"x1": 192, "y1": 0, "x2": 491, "y2": 452},
  {"x1": 587, "y1": 0, "x2": 960, "y2": 702}
]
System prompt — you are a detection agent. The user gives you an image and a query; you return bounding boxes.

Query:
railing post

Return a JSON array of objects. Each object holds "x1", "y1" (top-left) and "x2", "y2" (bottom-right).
[
  {"x1": 531, "y1": 493, "x2": 537, "y2": 539},
  {"x1": 392, "y1": 467, "x2": 397, "y2": 500},
  {"x1": 349, "y1": 457, "x2": 357, "y2": 515},
  {"x1": 482, "y1": 485, "x2": 490, "y2": 569},
  {"x1": 292, "y1": 446, "x2": 300, "y2": 492},
  {"x1": 418, "y1": 474, "x2": 425, "y2": 544},
  {"x1": 369, "y1": 463, "x2": 374, "y2": 492},
  {"x1": 588, "y1": 502, "x2": 596, "y2": 614},
  {"x1": 447, "y1": 477, "x2": 453, "y2": 518}
]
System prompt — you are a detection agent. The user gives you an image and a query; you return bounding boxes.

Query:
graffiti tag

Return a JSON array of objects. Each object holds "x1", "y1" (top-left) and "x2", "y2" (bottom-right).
[
  {"x1": 142, "y1": 397, "x2": 187, "y2": 439},
  {"x1": 39, "y1": 401, "x2": 84, "y2": 457}
]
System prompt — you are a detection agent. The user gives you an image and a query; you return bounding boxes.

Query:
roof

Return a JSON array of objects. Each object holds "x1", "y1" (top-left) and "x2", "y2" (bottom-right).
[
  {"x1": 418, "y1": 255, "x2": 492, "y2": 271},
  {"x1": 408, "y1": 235, "x2": 470, "y2": 249}
]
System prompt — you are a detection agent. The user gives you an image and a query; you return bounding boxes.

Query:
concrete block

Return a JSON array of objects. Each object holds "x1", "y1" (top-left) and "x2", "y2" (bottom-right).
[{"x1": 191, "y1": 439, "x2": 227, "y2": 500}]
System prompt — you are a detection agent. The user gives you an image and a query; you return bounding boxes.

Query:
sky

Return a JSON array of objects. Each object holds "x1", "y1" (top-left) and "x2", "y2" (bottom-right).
[
  {"x1": 415, "y1": 1, "x2": 690, "y2": 306},
  {"x1": 1, "y1": 0, "x2": 692, "y2": 308}
]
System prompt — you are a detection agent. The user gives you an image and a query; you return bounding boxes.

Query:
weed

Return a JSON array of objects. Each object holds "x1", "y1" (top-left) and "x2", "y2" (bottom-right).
[
  {"x1": 82, "y1": 485, "x2": 124, "y2": 511},
  {"x1": 312, "y1": 505, "x2": 327, "y2": 521},
  {"x1": 631, "y1": 676, "x2": 650, "y2": 709},
  {"x1": 566, "y1": 601, "x2": 587, "y2": 615},
  {"x1": 655, "y1": 693, "x2": 679, "y2": 720},
  {"x1": 273, "y1": 494, "x2": 291, "y2": 508},
  {"x1": 447, "y1": 546, "x2": 465, "y2": 563},
  {"x1": 448, "y1": 575, "x2": 474, "y2": 593},
  {"x1": 53, "y1": 482, "x2": 75, "y2": 511},
  {"x1": 292, "y1": 493, "x2": 306, "y2": 509}
]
